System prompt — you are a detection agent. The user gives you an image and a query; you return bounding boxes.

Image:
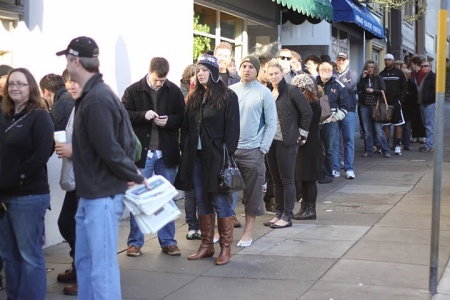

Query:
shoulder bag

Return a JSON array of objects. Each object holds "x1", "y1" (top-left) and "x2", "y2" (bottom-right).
[
  {"x1": 371, "y1": 90, "x2": 394, "y2": 122},
  {"x1": 218, "y1": 143, "x2": 246, "y2": 192},
  {"x1": 59, "y1": 109, "x2": 76, "y2": 191},
  {"x1": 319, "y1": 95, "x2": 332, "y2": 122}
]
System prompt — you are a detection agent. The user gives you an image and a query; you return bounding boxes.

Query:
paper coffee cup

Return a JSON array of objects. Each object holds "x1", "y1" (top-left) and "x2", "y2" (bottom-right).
[{"x1": 54, "y1": 131, "x2": 67, "y2": 143}]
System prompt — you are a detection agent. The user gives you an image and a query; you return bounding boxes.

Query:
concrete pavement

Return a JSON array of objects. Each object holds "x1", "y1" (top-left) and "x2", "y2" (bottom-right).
[{"x1": 3, "y1": 102, "x2": 450, "y2": 299}]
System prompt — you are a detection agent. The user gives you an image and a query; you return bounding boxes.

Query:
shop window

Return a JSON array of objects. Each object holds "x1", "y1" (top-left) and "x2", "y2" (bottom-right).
[{"x1": 331, "y1": 27, "x2": 349, "y2": 59}]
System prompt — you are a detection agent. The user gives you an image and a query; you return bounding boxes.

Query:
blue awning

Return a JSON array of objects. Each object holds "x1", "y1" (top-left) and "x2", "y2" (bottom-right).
[{"x1": 332, "y1": 0, "x2": 384, "y2": 39}]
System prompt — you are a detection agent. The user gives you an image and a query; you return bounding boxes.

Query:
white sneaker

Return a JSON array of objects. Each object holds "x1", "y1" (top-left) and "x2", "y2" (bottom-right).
[
  {"x1": 332, "y1": 170, "x2": 340, "y2": 178},
  {"x1": 346, "y1": 170, "x2": 356, "y2": 179},
  {"x1": 340, "y1": 160, "x2": 344, "y2": 169},
  {"x1": 394, "y1": 145, "x2": 402, "y2": 156}
]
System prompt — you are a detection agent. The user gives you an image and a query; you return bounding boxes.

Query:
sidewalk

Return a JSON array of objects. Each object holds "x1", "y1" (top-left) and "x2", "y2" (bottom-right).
[{"x1": 3, "y1": 102, "x2": 450, "y2": 300}]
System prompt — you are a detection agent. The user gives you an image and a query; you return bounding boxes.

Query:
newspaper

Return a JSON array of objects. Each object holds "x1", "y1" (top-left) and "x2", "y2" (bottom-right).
[{"x1": 124, "y1": 175, "x2": 181, "y2": 234}]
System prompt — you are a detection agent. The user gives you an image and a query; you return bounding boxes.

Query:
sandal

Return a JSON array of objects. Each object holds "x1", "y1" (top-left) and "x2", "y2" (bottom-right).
[{"x1": 186, "y1": 230, "x2": 197, "y2": 240}]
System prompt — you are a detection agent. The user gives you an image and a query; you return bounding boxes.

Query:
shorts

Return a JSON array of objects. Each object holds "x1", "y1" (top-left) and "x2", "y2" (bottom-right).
[{"x1": 383, "y1": 100, "x2": 405, "y2": 126}]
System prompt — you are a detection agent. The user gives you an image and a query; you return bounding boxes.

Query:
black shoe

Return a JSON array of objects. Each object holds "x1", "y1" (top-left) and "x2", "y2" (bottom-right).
[
  {"x1": 294, "y1": 203, "x2": 316, "y2": 220},
  {"x1": 270, "y1": 221, "x2": 292, "y2": 229},
  {"x1": 318, "y1": 176, "x2": 333, "y2": 184}
]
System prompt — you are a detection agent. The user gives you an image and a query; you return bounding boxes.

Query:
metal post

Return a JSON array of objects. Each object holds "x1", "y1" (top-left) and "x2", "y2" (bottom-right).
[{"x1": 429, "y1": 0, "x2": 448, "y2": 295}]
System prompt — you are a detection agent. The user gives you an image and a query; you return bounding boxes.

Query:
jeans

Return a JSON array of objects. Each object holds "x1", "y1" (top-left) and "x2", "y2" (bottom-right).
[
  {"x1": 128, "y1": 154, "x2": 178, "y2": 248},
  {"x1": 184, "y1": 190, "x2": 199, "y2": 231},
  {"x1": 320, "y1": 121, "x2": 339, "y2": 178},
  {"x1": 75, "y1": 195, "x2": 124, "y2": 300},
  {"x1": 420, "y1": 103, "x2": 435, "y2": 149},
  {"x1": 360, "y1": 105, "x2": 390, "y2": 155},
  {"x1": 193, "y1": 153, "x2": 233, "y2": 218},
  {"x1": 266, "y1": 140, "x2": 297, "y2": 221},
  {"x1": 0, "y1": 194, "x2": 50, "y2": 300},
  {"x1": 334, "y1": 112, "x2": 356, "y2": 172},
  {"x1": 58, "y1": 190, "x2": 78, "y2": 267}
]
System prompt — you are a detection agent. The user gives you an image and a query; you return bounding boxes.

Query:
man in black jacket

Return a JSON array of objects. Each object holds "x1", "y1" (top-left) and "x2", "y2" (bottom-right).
[
  {"x1": 57, "y1": 36, "x2": 147, "y2": 299},
  {"x1": 417, "y1": 61, "x2": 436, "y2": 152},
  {"x1": 379, "y1": 53, "x2": 407, "y2": 155},
  {"x1": 122, "y1": 57, "x2": 185, "y2": 257}
]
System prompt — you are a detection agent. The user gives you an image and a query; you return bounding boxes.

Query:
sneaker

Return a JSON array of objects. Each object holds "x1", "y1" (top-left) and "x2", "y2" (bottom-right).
[
  {"x1": 332, "y1": 170, "x2": 340, "y2": 178},
  {"x1": 195, "y1": 230, "x2": 202, "y2": 240},
  {"x1": 162, "y1": 244, "x2": 181, "y2": 256},
  {"x1": 384, "y1": 153, "x2": 391, "y2": 158},
  {"x1": 403, "y1": 146, "x2": 411, "y2": 151},
  {"x1": 186, "y1": 230, "x2": 197, "y2": 240},
  {"x1": 126, "y1": 245, "x2": 141, "y2": 257},
  {"x1": 419, "y1": 146, "x2": 433, "y2": 153},
  {"x1": 340, "y1": 160, "x2": 344, "y2": 169},
  {"x1": 419, "y1": 137, "x2": 426, "y2": 144},
  {"x1": 394, "y1": 145, "x2": 402, "y2": 156},
  {"x1": 346, "y1": 170, "x2": 356, "y2": 179},
  {"x1": 57, "y1": 268, "x2": 77, "y2": 283},
  {"x1": 411, "y1": 138, "x2": 418, "y2": 143}
]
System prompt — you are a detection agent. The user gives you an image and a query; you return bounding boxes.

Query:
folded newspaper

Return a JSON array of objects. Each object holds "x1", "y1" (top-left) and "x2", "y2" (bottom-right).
[{"x1": 124, "y1": 175, "x2": 181, "y2": 234}]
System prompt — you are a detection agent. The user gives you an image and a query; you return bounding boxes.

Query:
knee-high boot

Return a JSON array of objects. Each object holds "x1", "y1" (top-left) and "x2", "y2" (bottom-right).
[
  {"x1": 188, "y1": 214, "x2": 215, "y2": 260},
  {"x1": 216, "y1": 216, "x2": 234, "y2": 265}
]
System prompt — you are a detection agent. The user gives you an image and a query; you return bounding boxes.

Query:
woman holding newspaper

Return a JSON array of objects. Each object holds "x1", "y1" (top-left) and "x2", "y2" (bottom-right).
[{"x1": 175, "y1": 53, "x2": 240, "y2": 265}]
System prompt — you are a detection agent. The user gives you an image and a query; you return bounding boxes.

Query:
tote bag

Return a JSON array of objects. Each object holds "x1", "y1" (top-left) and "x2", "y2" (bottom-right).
[{"x1": 59, "y1": 108, "x2": 76, "y2": 191}]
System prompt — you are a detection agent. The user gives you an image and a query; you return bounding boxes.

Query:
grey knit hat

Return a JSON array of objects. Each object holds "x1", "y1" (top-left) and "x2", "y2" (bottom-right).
[
  {"x1": 240, "y1": 55, "x2": 260, "y2": 74},
  {"x1": 197, "y1": 53, "x2": 220, "y2": 83},
  {"x1": 291, "y1": 74, "x2": 314, "y2": 92}
]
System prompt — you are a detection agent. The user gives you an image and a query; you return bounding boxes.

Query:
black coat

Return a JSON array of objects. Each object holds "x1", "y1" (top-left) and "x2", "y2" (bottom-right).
[
  {"x1": 175, "y1": 89, "x2": 240, "y2": 197},
  {"x1": 269, "y1": 78, "x2": 312, "y2": 147},
  {"x1": 122, "y1": 77, "x2": 185, "y2": 168},
  {"x1": 50, "y1": 87, "x2": 75, "y2": 131},
  {"x1": 420, "y1": 71, "x2": 436, "y2": 105},
  {"x1": 296, "y1": 101, "x2": 321, "y2": 182},
  {"x1": 357, "y1": 75, "x2": 386, "y2": 106},
  {"x1": 403, "y1": 79, "x2": 418, "y2": 121}
]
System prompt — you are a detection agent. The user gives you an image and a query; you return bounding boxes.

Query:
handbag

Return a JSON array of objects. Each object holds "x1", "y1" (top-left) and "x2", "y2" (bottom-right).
[
  {"x1": 319, "y1": 95, "x2": 332, "y2": 122},
  {"x1": 218, "y1": 143, "x2": 246, "y2": 192},
  {"x1": 59, "y1": 109, "x2": 76, "y2": 191},
  {"x1": 371, "y1": 90, "x2": 394, "y2": 122}
]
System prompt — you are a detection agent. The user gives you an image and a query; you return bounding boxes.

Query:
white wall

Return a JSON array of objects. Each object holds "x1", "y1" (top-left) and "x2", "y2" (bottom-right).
[{"x1": 22, "y1": 0, "x2": 193, "y2": 96}]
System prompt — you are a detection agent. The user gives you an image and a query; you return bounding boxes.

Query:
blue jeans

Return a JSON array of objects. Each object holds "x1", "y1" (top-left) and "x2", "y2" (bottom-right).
[
  {"x1": 320, "y1": 121, "x2": 339, "y2": 178},
  {"x1": 402, "y1": 120, "x2": 412, "y2": 148},
  {"x1": 360, "y1": 105, "x2": 390, "y2": 155},
  {"x1": 334, "y1": 112, "x2": 356, "y2": 172},
  {"x1": 75, "y1": 195, "x2": 124, "y2": 300},
  {"x1": 0, "y1": 194, "x2": 50, "y2": 300},
  {"x1": 128, "y1": 154, "x2": 178, "y2": 248},
  {"x1": 420, "y1": 103, "x2": 435, "y2": 149},
  {"x1": 193, "y1": 153, "x2": 233, "y2": 218}
]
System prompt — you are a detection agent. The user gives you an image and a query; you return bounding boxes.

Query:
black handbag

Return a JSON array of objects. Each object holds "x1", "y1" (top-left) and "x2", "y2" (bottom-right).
[{"x1": 218, "y1": 143, "x2": 246, "y2": 192}]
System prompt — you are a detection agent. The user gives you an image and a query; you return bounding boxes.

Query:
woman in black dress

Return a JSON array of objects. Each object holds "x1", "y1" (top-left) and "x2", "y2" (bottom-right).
[{"x1": 291, "y1": 74, "x2": 322, "y2": 220}]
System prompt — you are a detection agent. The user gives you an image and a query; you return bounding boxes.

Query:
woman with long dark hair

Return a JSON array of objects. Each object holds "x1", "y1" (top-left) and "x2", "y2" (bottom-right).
[
  {"x1": 175, "y1": 54, "x2": 240, "y2": 265},
  {"x1": 0, "y1": 68, "x2": 54, "y2": 300}
]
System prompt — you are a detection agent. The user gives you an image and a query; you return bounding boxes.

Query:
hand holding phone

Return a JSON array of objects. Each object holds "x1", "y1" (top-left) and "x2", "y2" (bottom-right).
[{"x1": 158, "y1": 115, "x2": 167, "y2": 119}]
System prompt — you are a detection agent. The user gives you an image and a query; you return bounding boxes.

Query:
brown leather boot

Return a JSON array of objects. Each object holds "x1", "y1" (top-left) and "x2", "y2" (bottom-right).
[
  {"x1": 216, "y1": 216, "x2": 234, "y2": 265},
  {"x1": 188, "y1": 214, "x2": 215, "y2": 260},
  {"x1": 63, "y1": 283, "x2": 78, "y2": 296}
]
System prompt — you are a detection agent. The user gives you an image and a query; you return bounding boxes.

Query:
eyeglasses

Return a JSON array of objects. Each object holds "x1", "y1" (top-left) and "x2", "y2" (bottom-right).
[
  {"x1": 278, "y1": 56, "x2": 292, "y2": 61},
  {"x1": 319, "y1": 68, "x2": 333, "y2": 72},
  {"x1": 421, "y1": 65, "x2": 430, "y2": 68},
  {"x1": 7, "y1": 82, "x2": 30, "y2": 89}
]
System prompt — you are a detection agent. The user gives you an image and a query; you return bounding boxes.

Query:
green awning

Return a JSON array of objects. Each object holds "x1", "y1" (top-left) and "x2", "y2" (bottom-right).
[{"x1": 273, "y1": 0, "x2": 334, "y2": 22}]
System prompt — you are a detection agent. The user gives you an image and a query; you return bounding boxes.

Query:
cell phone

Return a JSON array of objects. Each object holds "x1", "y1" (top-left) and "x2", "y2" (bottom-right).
[{"x1": 158, "y1": 115, "x2": 167, "y2": 119}]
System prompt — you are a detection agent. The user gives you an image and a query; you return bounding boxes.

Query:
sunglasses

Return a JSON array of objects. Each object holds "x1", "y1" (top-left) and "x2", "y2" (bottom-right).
[
  {"x1": 421, "y1": 65, "x2": 430, "y2": 68},
  {"x1": 278, "y1": 56, "x2": 292, "y2": 61},
  {"x1": 0, "y1": 203, "x2": 7, "y2": 219}
]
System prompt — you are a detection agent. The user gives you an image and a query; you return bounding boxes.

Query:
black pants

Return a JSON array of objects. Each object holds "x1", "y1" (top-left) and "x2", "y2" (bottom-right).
[
  {"x1": 0, "y1": 256, "x2": 3, "y2": 288},
  {"x1": 57, "y1": 190, "x2": 78, "y2": 268},
  {"x1": 302, "y1": 181, "x2": 317, "y2": 204}
]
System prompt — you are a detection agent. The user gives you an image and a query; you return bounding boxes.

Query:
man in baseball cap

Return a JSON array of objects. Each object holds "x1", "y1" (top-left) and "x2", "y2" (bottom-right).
[{"x1": 56, "y1": 36, "x2": 99, "y2": 58}]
